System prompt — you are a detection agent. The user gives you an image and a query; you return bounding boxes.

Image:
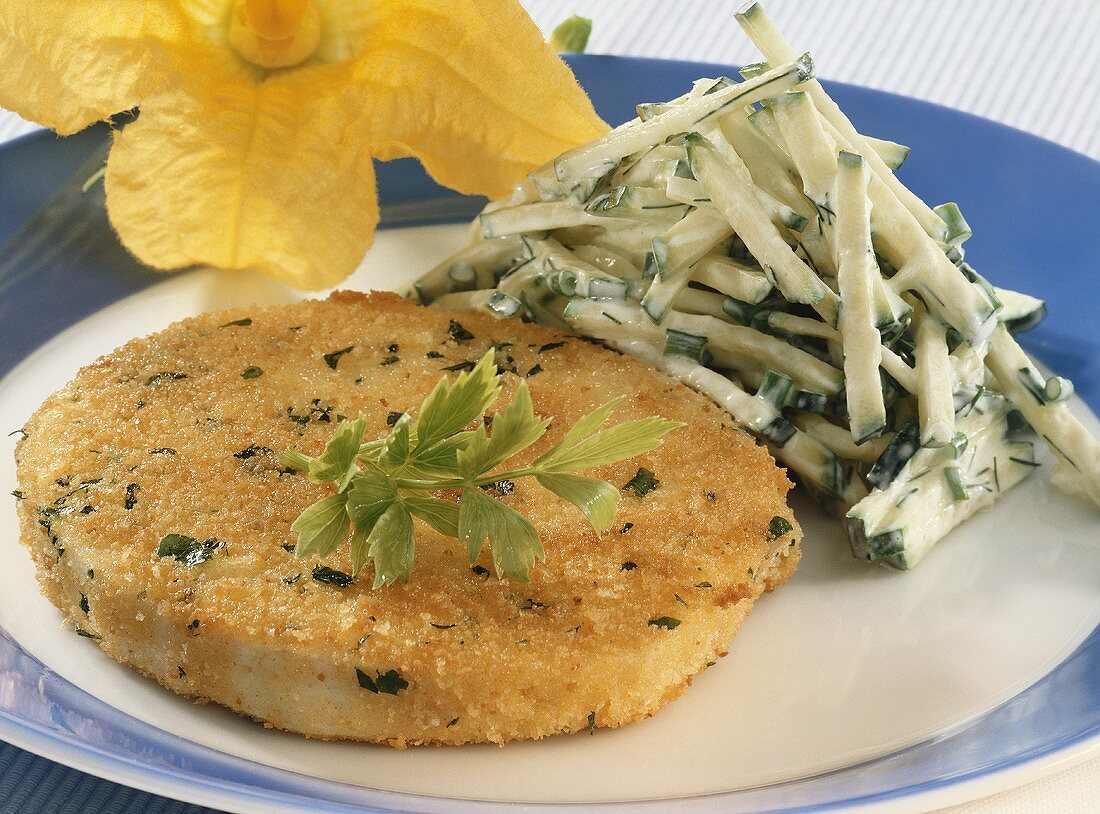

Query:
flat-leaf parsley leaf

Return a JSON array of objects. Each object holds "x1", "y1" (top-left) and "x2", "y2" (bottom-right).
[{"x1": 283, "y1": 350, "x2": 682, "y2": 586}]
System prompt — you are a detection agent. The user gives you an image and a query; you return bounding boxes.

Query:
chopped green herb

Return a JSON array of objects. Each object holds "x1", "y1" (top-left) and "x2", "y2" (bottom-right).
[
  {"x1": 157, "y1": 534, "x2": 222, "y2": 567},
  {"x1": 356, "y1": 667, "x2": 409, "y2": 695},
  {"x1": 674, "y1": 593, "x2": 687, "y2": 606},
  {"x1": 518, "y1": 598, "x2": 547, "y2": 611},
  {"x1": 177, "y1": 666, "x2": 187, "y2": 678},
  {"x1": 619, "y1": 522, "x2": 634, "y2": 533},
  {"x1": 241, "y1": 366, "x2": 264, "y2": 379},
  {"x1": 281, "y1": 543, "x2": 296, "y2": 552},
  {"x1": 11, "y1": 490, "x2": 24, "y2": 500},
  {"x1": 426, "y1": 350, "x2": 445, "y2": 359},
  {"x1": 648, "y1": 616, "x2": 681, "y2": 630},
  {"x1": 283, "y1": 573, "x2": 302, "y2": 584},
  {"x1": 766, "y1": 516, "x2": 793, "y2": 541},
  {"x1": 430, "y1": 622, "x2": 457, "y2": 630},
  {"x1": 380, "y1": 356, "x2": 400, "y2": 366},
  {"x1": 311, "y1": 564, "x2": 353, "y2": 587},
  {"x1": 448, "y1": 320, "x2": 474, "y2": 342},
  {"x1": 621, "y1": 561, "x2": 637, "y2": 571},
  {"x1": 695, "y1": 581, "x2": 712, "y2": 588},
  {"x1": 539, "y1": 341, "x2": 566, "y2": 353},
  {"x1": 187, "y1": 619, "x2": 200, "y2": 631},
  {"x1": 387, "y1": 343, "x2": 399, "y2": 353},
  {"x1": 323, "y1": 346, "x2": 355, "y2": 370},
  {"x1": 234, "y1": 445, "x2": 272, "y2": 460},
  {"x1": 219, "y1": 317, "x2": 252, "y2": 328},
  {"x1": 525, "y1": 364, "x2": 543, "y2": 377},
  {"x1": 79, "y1": 594, "x2": 89, "y2": 614},
  {"x1": 145, "y1": 372, "x2": 188, "y2": 386},
  {"x1": 87, "y1": 569, "x2": 94, "y2": 579},
  {"x1": 441, "y1": 360, "x2": 477, "y2": 372},
  {"x1": 471, "y1": 565, "x2": 491, "y2": 577},
  {"x1": 587, "y1": 710, "x2": 597, "y2": 734},
  {"x1": 149, "y1": 447, "x2": 177, "y2": 455},
  {"x1": 623, "y1": 468, "x2": 659, "y2": 498},
  {"x1": 704, "y1": 491, "x2": 717, "y2": 501},
  {"x1": 124, "y1": 483, "x2": 140, "y2": 510},
  {"x1": 386, "y1": 411, "x2": 404, "y2": 427},
  {"x1": 447, "y1": 717, "x2": 459, "y2": 728},
  {"x1": 75, "y1": 627, "x2": 99, "y2": 639}
]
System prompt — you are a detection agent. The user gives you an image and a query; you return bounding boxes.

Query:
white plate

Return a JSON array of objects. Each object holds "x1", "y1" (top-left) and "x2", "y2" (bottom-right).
[{"x1": 2, "y1": 222, "x2": 1099, "y2": 812}]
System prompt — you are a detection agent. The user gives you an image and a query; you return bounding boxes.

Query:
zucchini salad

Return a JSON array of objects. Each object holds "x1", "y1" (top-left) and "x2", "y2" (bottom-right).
[{"x1": 412, "y1": 3, "x2": 1100, "y2": 569}]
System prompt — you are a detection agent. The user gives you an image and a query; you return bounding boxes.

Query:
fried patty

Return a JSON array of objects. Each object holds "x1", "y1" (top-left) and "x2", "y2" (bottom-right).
[{"x1": 14, "y1": 291, "x2": 800, "y2": 746}]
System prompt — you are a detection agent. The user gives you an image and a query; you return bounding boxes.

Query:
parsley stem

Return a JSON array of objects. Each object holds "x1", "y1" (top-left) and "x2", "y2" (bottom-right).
[{"x1": 390, "y1": 467, "x2": 542, "y2": 491}]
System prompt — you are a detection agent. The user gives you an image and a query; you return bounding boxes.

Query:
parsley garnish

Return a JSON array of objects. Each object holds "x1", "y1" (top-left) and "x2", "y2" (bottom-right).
[
  {"x1": 219, "y1": 317, "x2": 252, "y2": 328},
  {"x1": 282, "y1": 350, "x2": 682, "y2": 587},
  {"x1": 145, "y1": 371, "x2": 188, "y2": 386},
  {"x1": 242, "y1": 366, "x2": 264, "y2": 379}
]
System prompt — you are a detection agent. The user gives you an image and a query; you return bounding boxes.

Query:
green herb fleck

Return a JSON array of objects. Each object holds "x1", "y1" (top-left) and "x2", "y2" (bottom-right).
[
  {"x1": 87, "y1": 569, "x2": 94, "y2": 579},
  {"x1": 447, "y1": 717, "x2": 459, "y2": 728},
  {"x1": 648, "y1": 616, "x2": 681, "y2": 630},
  {"x1": 766, "y1": 516, "x2": 793, "y2": 541},
  {"x1": 441, "y1": 360, "x2": 477, "y2": 372},
  {"x1": 124, "y1": 483, "x2": 140, "y2": 509},
  {"x1": 145, "y1": 371, "x2": 188, "y2": 386},
  {"x1": 518, "y1": 598, "x2": 547, "y2": 611},
  {"x1": 75, "y1": 627, "x2": 99, "y2": 640},
  {"x1": 623, "y1": 468, "x2": 659, "y2": 498},
  {"x1": 323, "y1": 346, "x2": 354, "y2": 370},
  {"x1": 695, "y1": 581, "x2": 712, "y2": 588},
  {"x1": 241, "y1": 366, "x2": 264, "y2": 379},
  {"x1": 448, "y1": 320, "x2": 474, "y2": 342},
  {"x1": 525, "y1": 364, "x2": 543, "y2": 377},
  {"x1": 386, "y1": 411, "x2": 404, "y2": 426},
  {"x1": 587, "y1": 710, "x2": 597, "y2": 734},
  {"x1": 430, "y1": 622, "x2": 457, "y2": 630},
  {"x1": 471, "y1": 565, "x2": 491, "y2": 577},
  {"x1": 234, "y1": 445, "x2": 272, "y2": 460},
  {"x1": 312, "y1": 564, "x2": 353, "y2": 587},
  {"x1": 79, "y1": 594, "x2": 89, "y2": 614},
  {"x1": 178, "y1": 666, "x2": 187, "y2": 678},
  {"x1": 621, "y1": 561, "x2": 637, "y2": 571},
  {"x1": 150, "y1": 447, "x2": 177, "y2": 455},
  {"x1": 11, "y1": 490, "x2": 24, "y2": 500},
  {"x1": 219, "y1": 317, "x2": 252, "y2": 328},
  {"x1": 539, "y1": 341, "x2": 566, "y2": 354},
  {"x1": 157, "y1": 534, "x2": 222, "y2": 566},
  {"x1": 187, "y1": 619, "x2": 200, "y2": 631},
  {"x1": 380, "y1": 356, "x2": 400, "y2": 366},
  {"x1": 620, "y1": 522, "x2": 634, "y2": 533},
  {"x1": 356, "y1": 668, "x2": 409, "y2": 695},
  {"x1": 426, "y1": 350, "x2": 444, "y2": 359}
]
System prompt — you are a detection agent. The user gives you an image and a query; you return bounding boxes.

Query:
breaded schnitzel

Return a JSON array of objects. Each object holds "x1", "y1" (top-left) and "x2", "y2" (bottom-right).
[{"x1": 14, "y1": 291, "x2": 799, "y2": 746}]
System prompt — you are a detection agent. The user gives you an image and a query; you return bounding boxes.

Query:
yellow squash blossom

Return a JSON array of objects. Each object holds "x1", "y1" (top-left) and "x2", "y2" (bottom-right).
[{"x1": 0, "y1": 0, "x2": 608, "y2": 288}]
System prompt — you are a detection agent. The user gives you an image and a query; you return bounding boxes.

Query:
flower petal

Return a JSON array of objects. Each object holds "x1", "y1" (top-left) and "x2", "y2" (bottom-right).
[
  {"x1": 0, "y1": 1, "x2": 183, "y2": 135},
  {"x1": 345, "y1": 0, "x2": 608, "y2": 198},
  {"x1": 104, "y1": 52, "x2": 378, "y2": 290}
]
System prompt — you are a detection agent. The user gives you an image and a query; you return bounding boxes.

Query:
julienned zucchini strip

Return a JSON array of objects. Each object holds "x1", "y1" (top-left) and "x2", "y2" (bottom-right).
[{"x1": 412, "y1": 3, "x2": 1100, "y2": 570}]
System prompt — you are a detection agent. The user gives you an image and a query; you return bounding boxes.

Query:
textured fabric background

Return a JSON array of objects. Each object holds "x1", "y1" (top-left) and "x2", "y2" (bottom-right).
[{"x1": 1, "y1": 2, "x2": 1097, "y2": 811}]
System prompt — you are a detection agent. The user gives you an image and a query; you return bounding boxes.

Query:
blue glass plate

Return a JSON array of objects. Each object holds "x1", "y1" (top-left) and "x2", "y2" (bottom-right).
[{"x1": 1, "y1": 55, "x2": 1098, "y2": 813}]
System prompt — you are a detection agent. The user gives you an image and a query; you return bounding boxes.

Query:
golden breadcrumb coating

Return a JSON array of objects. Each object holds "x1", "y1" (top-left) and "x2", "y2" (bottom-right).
[{"x1": 15, "y1": 291, "x2": 800, "y2": 746}]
